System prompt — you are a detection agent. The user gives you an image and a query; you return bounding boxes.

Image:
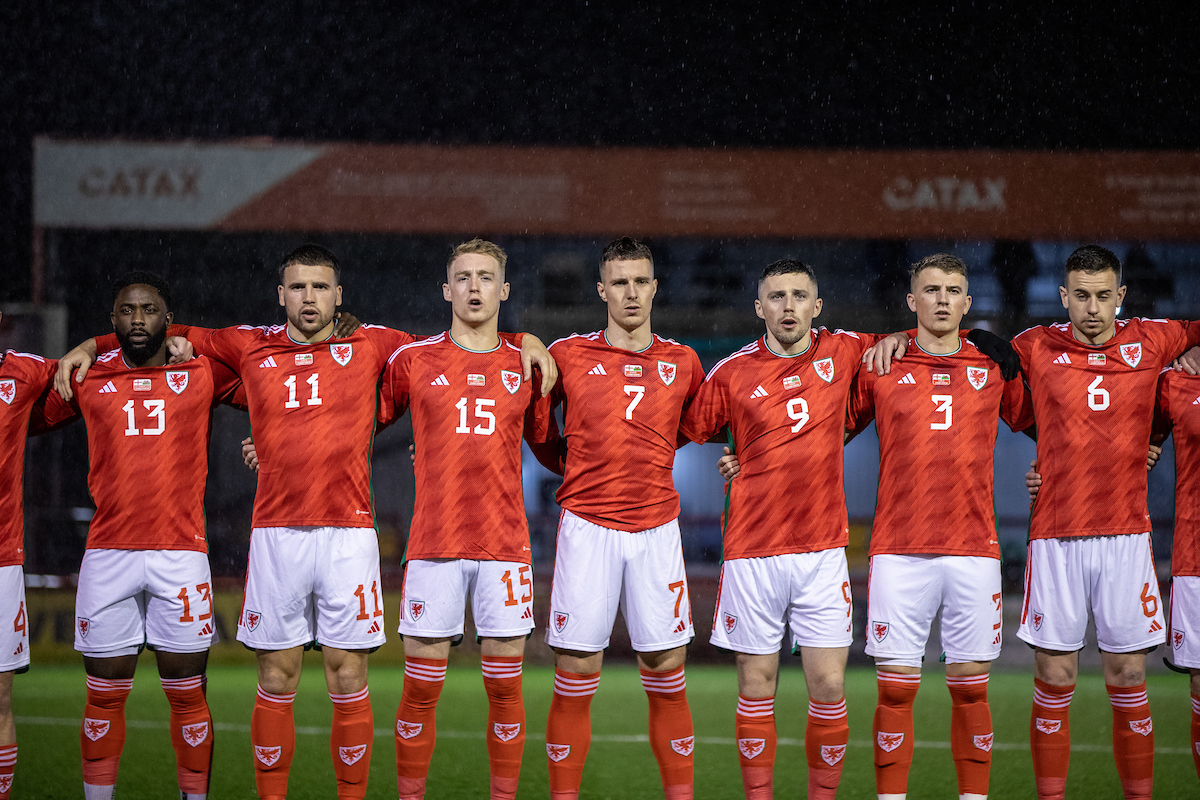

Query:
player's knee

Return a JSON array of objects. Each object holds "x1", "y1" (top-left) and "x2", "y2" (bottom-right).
[
  {"x1": 637, "y1": 646, "x2": 685, "y2": 673},
  {"x1": 1190, "y1": 670, "x2": 1200, "y2": 696}
]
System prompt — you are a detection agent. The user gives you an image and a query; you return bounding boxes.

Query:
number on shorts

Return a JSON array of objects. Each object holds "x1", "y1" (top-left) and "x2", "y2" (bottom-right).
[
  {"x1": 501, "y1": 566, "x2": 533, "y2": 607},
  {"x1": 177, "y1": 583, "x2": 213, "y2": 624},
  {"x1": 669, "y1": 580, "x2": 686, "y2": 618},
  {"x1": 1140, "y1": 582, "x2": 1158, "y2": 618},
  {"x1": 354, "y1": 581, "x2": 384, "y2": 621},
  {"x1": 12, "y1": 602, "x2": 25, "y2": 635},
  {"x1": 993, "y1": 592, "x2": 1002, "y2": 630},
  {"x1": 842, "y1": 581, "x2": 852, "y2": 616},
  {"x1": 623, "y1": 385, "x2": 645, "y2": 420}
]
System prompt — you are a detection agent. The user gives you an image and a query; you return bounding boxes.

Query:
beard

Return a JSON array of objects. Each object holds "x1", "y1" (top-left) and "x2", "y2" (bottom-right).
[
  {"x1": 116, "y1": 325, "x2": 168, "y2": 366},
  {"x1": 770, "y1": 323, "x2": 806, "y2": 348}
]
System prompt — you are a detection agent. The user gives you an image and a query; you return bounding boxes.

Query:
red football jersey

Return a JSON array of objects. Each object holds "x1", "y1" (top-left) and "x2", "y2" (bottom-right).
[
  {"x1": 98, "y1": 323, "x2": 415, "y2": 529},
  {"x1": 0, "y1": 351, "x2": 58, "y2": 566},
  {"x1": 848, "y1": 333, "x2": 1033, "y2": 558},
  {"x1": 1013, "y1": 318, "x2": 1200, "y2": 540},
  {"x1": 37, "y1": 351, "x2": 241, "y2": 551},
  {"x1": 380, "y1": 333, "x2": 553, "y2": 563},
  {"x1": 1153, "y1": 368, "x2": 1200, "y2": 576},
  {"x1": 680, "y1": 328, "x2": 877, "y2": 559},
  {"x1": 547, "y1": 332, "x2": 704, "y2": 531}
]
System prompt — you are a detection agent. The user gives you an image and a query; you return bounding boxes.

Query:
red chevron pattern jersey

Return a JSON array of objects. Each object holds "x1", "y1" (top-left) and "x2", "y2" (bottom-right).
[
  {"x1": 1153, "y1": 368, "x2": 1200, "y2": 576},
  {"x1": 37, "y1": 352, "x2": 241, "y2": 551},
  {"x1": 0, "y1": 351, "x2": 58, "y2": 566},
  {"x1": 548, "y1": 331, "x2": 704, "y2": 531},
  {"x1": 380, "y1": 333, "x2": 552, "y2": 562},
  {"x1": 847, "y1": 332, "x2": 1033, "y2": 558},
  {"x1": 680, "y1": 328, "x2": 877, "y2": 559},
  {"x1": 1013, "y1": 318, "x2": 1200, "y2": 540},
  {"x1": 98, "y1": 323, "x2": 416, "y2": 528}
]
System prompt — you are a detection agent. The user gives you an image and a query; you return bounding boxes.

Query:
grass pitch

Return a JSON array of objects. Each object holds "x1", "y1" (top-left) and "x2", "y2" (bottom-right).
[{"x1": 10, "y1": 660, "x2": 1199, "y2": 798}]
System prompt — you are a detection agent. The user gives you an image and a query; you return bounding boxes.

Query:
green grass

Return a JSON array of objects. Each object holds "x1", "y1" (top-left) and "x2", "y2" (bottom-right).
[{"x1": 10, "y1": 660, "x2": 1199, "y2": 798}]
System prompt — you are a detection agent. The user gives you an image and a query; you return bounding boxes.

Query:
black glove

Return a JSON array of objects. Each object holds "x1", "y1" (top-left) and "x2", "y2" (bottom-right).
[{"x1": 966, "y1": 328, "x2": 1021, "y2": 381}]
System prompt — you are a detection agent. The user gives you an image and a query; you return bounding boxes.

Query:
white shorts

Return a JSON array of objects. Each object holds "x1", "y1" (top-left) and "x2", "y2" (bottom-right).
[
  {"x1": 1017, "y1": 533, "x2": 1165, "y2": 653},
  {"x1": 710, "y1": 548, "x2": 853, "y2": 655},
  {"x1": 0, "y1": 567, "x2": 29, "y2": 672},
  {"x1": 545, "y1": 510, "x2": 693, "y2": 653},
  {"x1": 238, "y1": 527, "x2": 386, "y2": 651},
  {"x1": 398, "y1": 559, "x2": 534, "y2": 641},
  {"x1": 866, "y1": 554, "x2": 1003, "y2": 667},
  {"x1": 1169, "y1": 576, "x2": 1200, "y2": 668},
  {"x1": 75, "y1": 549, "x2": 216, "y2": 657}
]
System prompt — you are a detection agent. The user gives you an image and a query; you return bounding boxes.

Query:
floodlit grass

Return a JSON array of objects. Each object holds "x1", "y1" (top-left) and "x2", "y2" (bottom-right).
[{"x1": 9, "y1": 660, "x2": 1199, "y2": 798}]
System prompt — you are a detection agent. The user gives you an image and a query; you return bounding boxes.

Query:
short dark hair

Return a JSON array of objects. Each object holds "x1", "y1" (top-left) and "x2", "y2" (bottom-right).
[
  {"x1": 600, "y1": 237, "x2": 654, "y2": 278},
  {"x1": 111, "y1": 270, "x2": 172, "y2": 310},
  {"x1": 279, "y1": 244, "x2": 341, "y2": 283},
  {"x1": 1065, "y1": 245, "x2": 1122, "y2": 285},
  {"x1": 909, "y1": 253, "x2": 968, "y2": 282},
  {"x1": 759, "y1": 258, "x2": 817, "y2": 289}
]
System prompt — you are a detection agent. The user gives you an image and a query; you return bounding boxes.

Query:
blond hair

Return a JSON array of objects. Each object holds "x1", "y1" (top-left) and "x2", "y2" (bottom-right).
[{"x1": 448, "y1": 238, "x2": 507, "y2": 273}]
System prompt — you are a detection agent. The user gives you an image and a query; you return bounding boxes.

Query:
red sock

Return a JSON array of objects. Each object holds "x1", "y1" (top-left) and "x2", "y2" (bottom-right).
[
  {"x1": 873, "y1": 671, "x2": 919, "y2": 795},
  {"x1": 946, "y1": 673, "x2": 992, "y2": 797},
  {"x1": 482, "y1": 656, "x2": 524, "y2": 800},
  {"x1": 1192, "y1": 693, "x2": 1200, "y2": 781},
  {"x1": 735, "y1": 695, "x2": 775, "y2": 800},
  {"x1": 330, "y1": 686, "x2": 373, "y2": 799},
  {"x1": 161, "y1": 675, "x2": 213, "y2": 796},
  {"x1": 81, "y1": 676, "x2": 133, "y2": 788},
  {"x1": 640, "y1": 666, "x2": 694, "y2": 800},
  {"x1": 251, "y1": 686, "x2": 296, "y2": 800},
  {"x1": 1031, "y1": 678, "x2": 1074, "y2": 800},
  {"x1": 1107, "y1": 683, "x2": 1154, "y2": 800},
  {"x1": 545, "y1": 670, "x2": 600, "y2": 800},
  {"x1": 807, "y1": 697, "x2": 849, "y2": 800},
  {"x1": 395, "y1": 657, "x2": 446, "y2": 800},
  {"x1": 0, "y1": 743, "x2": 16, "y2": 799}
]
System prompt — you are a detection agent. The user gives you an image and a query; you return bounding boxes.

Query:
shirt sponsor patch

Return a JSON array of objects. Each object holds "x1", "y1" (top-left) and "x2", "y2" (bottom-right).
[
  {"x1": 932, "y1": 373, "x2": 951, "y2": 385},
  {"x1": 783, "y1": 375, "x2": 802, "y2": 389},
  {"x1": 133, "y1": 378, "x2": 152, "y2": 392},
  {"x1": 294, "y1": 353, "x2": 314, "y2": 366},
  {"x1": 468, "y1": 374, "x2": 485, "y2": 387},
  {"x1": 1088, "y1": 353, "x2": 1106, "y2": 366},
  {"x1": 624, "y1": 364, "x2": 643, "y2": 378}
]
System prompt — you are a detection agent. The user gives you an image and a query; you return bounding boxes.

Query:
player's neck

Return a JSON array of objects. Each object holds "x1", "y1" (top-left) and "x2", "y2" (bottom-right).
[
  {"x1": 914, "y1": 326, "x2": 961, "y2": 354},
  {"x1": 286, "y1": 320, "x2": 335, "y2": 344},
  {"x1": 1071, "y1": 323, "x2": 1117, "y2": 346},
  {"x1": 449, "y1": 318, "x2": 500, "y2": 352},
  {"x1": 605, "y1": 320, "x2": 653, "y2": 352},
  {"x1": 764, "y1": 329, "x2": 812, "y2": 356}
]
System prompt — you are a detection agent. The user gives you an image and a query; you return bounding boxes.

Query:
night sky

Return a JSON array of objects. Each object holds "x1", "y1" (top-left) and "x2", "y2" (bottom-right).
[{"x1": 3, "y1": 2, "x2": 1199, "y2": 301}]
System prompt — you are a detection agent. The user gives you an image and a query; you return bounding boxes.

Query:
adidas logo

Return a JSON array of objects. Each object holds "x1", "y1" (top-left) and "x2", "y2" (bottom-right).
[
  {"x1": 197, "y1": 622, "x2": 213, "y2": 637},
  {"x1": 750, "y1": 385, "x2": 769, "y2": 399},
  {"x1": 897, "y1": 373, "x2": 915, "y2": 385},
  {"x1": 588, "y1": 364, "x2": 607, "y2": 376},
  {"x1": 98, "y1": 381, "x2": 117, "y2": 394},
  {"x1": 367, "y1": 621, "x2": 380, "y2": 634},
  {"x1": 1149, "y1": 619, "x2": 1163, "y2": 634},
  {"x1": 258, "y1": 356, "x2": 278, "y2": 369},
  {"x1": 673, "y1": 620, "x2": 686, "y2": 634},
  {"x1": 430, "y1": 374, "x2": 450, "y2": 386},
  {"x1": 1054, "y1": 353, "x2": 1071, "y2": 365}
]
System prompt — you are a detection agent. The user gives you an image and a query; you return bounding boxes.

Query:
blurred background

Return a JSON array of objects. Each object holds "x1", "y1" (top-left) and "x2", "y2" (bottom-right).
[{"x1": 2, "y1": 3, "x2": 1198, "y2": 664}]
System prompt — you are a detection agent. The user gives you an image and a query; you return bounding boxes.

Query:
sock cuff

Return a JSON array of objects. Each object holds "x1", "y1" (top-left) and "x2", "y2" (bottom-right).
[
  {"x1": 481, "y1": 656, "x2": 523, "y2": 680},
  {"x1": 404, "y1": 658, "x2": 448, "y2": 683},
  {"x1": 945, "y1": 673, "x2": 989, "y2": 687},
  {"x1": 1033, "y1": 678, "x2": 1074, "y2": 709},
  {"x1": 808, "y1": 698, "x2": 847, "y2": 720},
  {"x1": 86, "y1": 676, "x2": 134, "y2": 694},
  {"x1": 737, "y1": 695, "x2": 775, "y2": 718},
  {"x1": 329, "y1": 686, "x2": 370, "y2": 704},
  {"x1": 877, "y1": 670, "x2": 922, "y2": 685},
  {"x1": 640, "y1": 665, "x2": 685, "y2": 695},
  {"x1": 160, "y1": 675, "x2": 205, "y2": 692},
  {"x1": 256, "y1": 685, "x2": 297, "y2": 705},
  {"x1": 0, "y1": 744, "x2": 15, "y2": 768},
  {"x1": 553, "y1": 669, "x2": 600, "y2": 697},
  {"x1": 1106, "y1": 683, "x2": 1149, "y2": 710}
]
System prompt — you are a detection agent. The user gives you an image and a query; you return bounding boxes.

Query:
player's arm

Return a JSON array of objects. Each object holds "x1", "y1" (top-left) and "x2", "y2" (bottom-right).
[
  {"x1": 525, "y1": 368, "x2": 567, "y2": 475},
  {"x1": 28, "y1": 371, "x2": 81, "y2": 435},
  {"x1": 56, "y1": 323, "x2": 210, "y2": 400},
  {"x1": 965, "y1": 328, "x2": 1022, "y2": 381},
  {"x1": 861, "y1": 331, "x2": 908, "y2": 375}
]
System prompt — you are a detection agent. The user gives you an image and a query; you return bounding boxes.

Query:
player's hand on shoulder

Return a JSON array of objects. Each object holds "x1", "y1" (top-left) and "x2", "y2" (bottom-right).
[
  {"x1": 241, "y1": 437, "x2": 259, "y2": 472},
  {"x1": 54, "y1": 339, "x2": 99, "y2": 401},
  {"x1": 1175, "y1": 345, "x2": 1200, "y2": 376},
  {"x1": 718, "y1": 446, "x2": 740, "y2": 481},
  {"x1": 520, "y1": 334, "x2": 558, "y2": 396},
  {"x1": 862, "y1": 332, "x2": 909, "y2": 375},
  {"x1": 166, "y1": 336, "x2": 194, "y2": 365},
  {"x1": 966, "y1": 328, "x2": 1021, "y2": 381},
  {"x1": 333, "y1": 311, "x2": 362, "y2": 338},
  {"x1": 1025, "y1": 459, "x2": 1041, "y2": 500}
]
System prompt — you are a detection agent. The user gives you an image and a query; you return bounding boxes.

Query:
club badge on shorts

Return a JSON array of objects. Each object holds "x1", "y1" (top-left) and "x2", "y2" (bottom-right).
[
  {"x1": 77, "y1": 618, "x2": 91, "y2": 639},
  {"x1": 723, "y1": 613, "x2": 737, "y2": 634},
  {"x1": 243, "y1": 609, "x2": 262, "y2": 632},
  {"x1": 1032, "y1": 611, "x2": 1044, "y2": 631},
  {"x1": 553, "y1": 611, "x2": 569, "y2": 633},
  {"x1": 166, "y1": 370, "x2": 189, "y2": 394},
  {"x1": 409, "y1": 600, "x2": 425, "y2": 621},
  {"x1": 331, "y1": 343, "x2": 353, "y2": 366},
  {"x1": 658, "y1": 361, "x2": 677, "y2": 386},
  {"x1": 1174, "y1": 630, "x2": 1186, "y2": 650},
  {"x1": 871, "y1": 621, "x2": 889, "y2": 642}
]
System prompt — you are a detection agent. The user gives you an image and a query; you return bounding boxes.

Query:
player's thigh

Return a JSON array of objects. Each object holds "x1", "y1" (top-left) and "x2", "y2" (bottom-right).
[
  {"x1": 1169, "y1": 575, "x2": 1200, "y2": 668},
  {"x1": 865, "y1": 554, "x2": 942, "y2": 664},
  {"x1": 144, "y1": 550, "x2": 216, "y2": 653},
  {"x1": 1017, "y1": 538, "x2": 1089, "y2": 652},
  {"x1": 74, "y1": 549, "x2": 148, "y2": 656},
  {"x1": 546, "y1": 511, "x2": 623, "y2": 652},
  {"x1": 621, "y1": 518, "x2": 693, "y2": 652},
  {"x1": 788, "y1": 548, "x2": 853, "y2": 650},
  {"x1": 313, "y1": 527, "x2": 386, "y2": 650},
  {"x1": 939, "y1": 555, "x2": 1004, "y2": 663},
  {"x1": 711, "y1": 557, "x2": 789, "y2": 655},
  {"x1": 0, "y1": 567, "x2": 29, "y2": 672},
  {"x1": 1092, "y1": 533, "x2": 1165, "y2": 653},
  {"x1": 398, "y1": 559, "x2": 470, "y2": 640},
  {"x1": 238, "y1": 527, "x2": 320, "y2": 649},
  {"x1": 469, "y1": 560, "x2": 535, "y2": 639}
]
